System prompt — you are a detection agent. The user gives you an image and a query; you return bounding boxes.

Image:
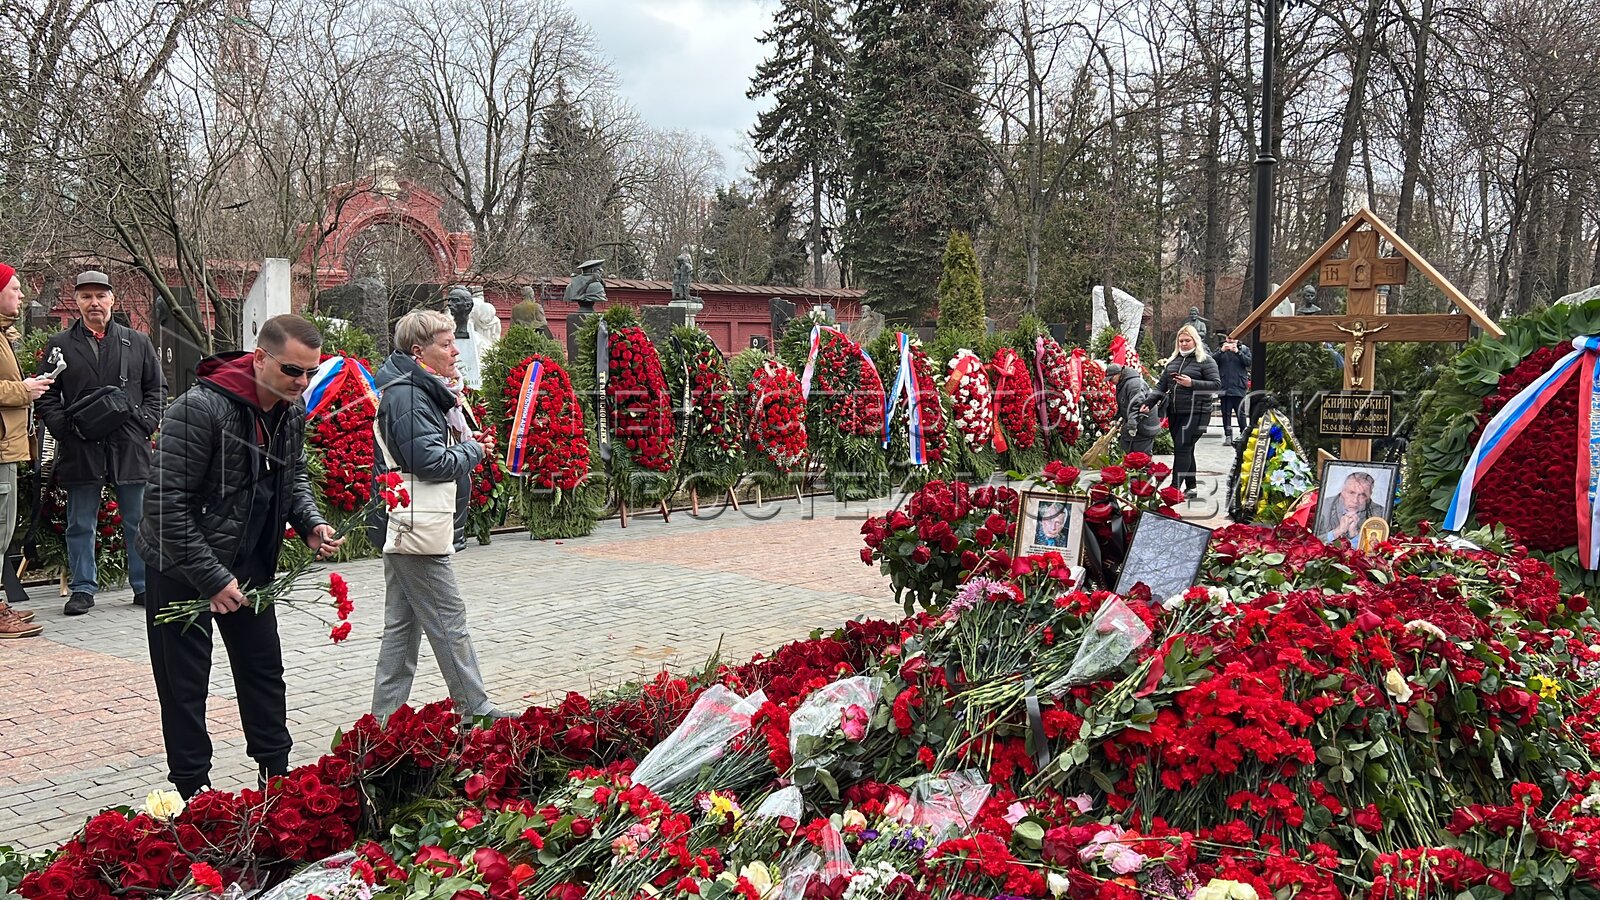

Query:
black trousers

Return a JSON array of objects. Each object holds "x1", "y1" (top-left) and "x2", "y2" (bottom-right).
[
  {"x1": 145, "y1": 567, "x2": 291, "y2": 795},
  {"x1": 1173, "y1": 439, "x2": 1199, "y2": 491},
  {"x1": 1220, "y1": 395, "x2": 1245, "y2": 436}
]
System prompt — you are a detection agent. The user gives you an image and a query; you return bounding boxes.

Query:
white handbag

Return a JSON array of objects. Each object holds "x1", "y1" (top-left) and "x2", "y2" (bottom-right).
[{"x1": 373, "y1": 422, "x2": 458, "y2": 556}]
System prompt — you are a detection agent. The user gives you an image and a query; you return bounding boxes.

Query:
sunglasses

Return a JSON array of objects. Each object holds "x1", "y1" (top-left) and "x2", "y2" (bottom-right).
[{"x1": 261, "y1": 346, "x2": 319, "y2": 380}]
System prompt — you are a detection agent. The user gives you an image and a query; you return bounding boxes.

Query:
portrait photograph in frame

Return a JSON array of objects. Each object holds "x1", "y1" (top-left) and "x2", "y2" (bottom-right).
[
  {"x1": 1012, "y1": 490, "x2": 1088, "y2": 564},
  {"x1": 1314, "y1": 459, "x2": 1399, "y2": 548},
  {"x1": 1114, "y1": 514, "x2": 1214, "y2": 601}
]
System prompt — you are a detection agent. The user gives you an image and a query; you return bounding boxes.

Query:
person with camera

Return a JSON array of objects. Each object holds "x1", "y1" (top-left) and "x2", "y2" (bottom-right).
[
  {"x1": 36, "y1": 271, "x2": 165, "y2": 616},
  {"x1": 0, "y1": 262, "x2": 53, "y2": 639},
  {"x1": 1103, "y1": 363, "x2": 1162, "y2": 457},
  {"x1": 1214, "y1": 336, "x2": 1252, "y2": 446}
]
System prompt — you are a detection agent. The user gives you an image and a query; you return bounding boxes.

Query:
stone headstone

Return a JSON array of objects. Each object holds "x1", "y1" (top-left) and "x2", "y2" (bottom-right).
[
  {"x1": 769, "y1": 297, "x2": 796, "y2": 338},
  {"x1": 749, "y1": 335, "x2": 771, "y2": 351},
  {"x1": 913, "y1": 326, "x2": 936, "y2": 345},
  {"x1": 1048, "y1": 323, "x2": 1070, "y2": 345},
  {"x1": 810, "y1": 303, "x2": 836, "y2": 324},
  {"x1": 640, "y1": 304, "x2": 687, "y2": 347},
  {"x1": 984, "y1": 316, "x2": 998, "y2": 336},
  {"x1": 241, "y1": 258, "x2": 292, "y2": 351},
  {"x1": 1558, "y1": 284, "x2": 1600, "y2": 305}
]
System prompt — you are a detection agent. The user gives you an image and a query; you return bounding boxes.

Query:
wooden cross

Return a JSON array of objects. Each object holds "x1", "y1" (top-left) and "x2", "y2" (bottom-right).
[{"x1": 1232, "y1": 209, "x2": 1504, "y2": 461}]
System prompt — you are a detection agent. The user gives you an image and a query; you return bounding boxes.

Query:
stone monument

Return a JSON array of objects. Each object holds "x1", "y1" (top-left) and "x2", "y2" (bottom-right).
[
  {"x1": 469, "y1": 288, "x2": 501, "y2": 355},
  {"x1": 565, "y1": 259, "x2": 608, "y2": 363},
  {"x1": 241, "y1": 258, "x2": 292, "y2": 351},
  {"x1": 769, "y1": 297, "x2": 796, "y2": 341},
  {"x1": 1090, "y1": 285, "x2": 1144, "y2": 347},
  {"x1": 848, "y1": 301, "x2": 885, "y2": 345},
  {"x1": 667, "y1": 252, "x2": 704, "y2": 328},
  {"x1": 1183, "y1": 306, "x2": 1209, "y2": 343}
]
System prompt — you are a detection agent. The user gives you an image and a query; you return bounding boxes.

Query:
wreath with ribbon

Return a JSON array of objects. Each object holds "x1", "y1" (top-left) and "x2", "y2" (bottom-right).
[
  {"x1": 990, "y1": 345, "x2": 1042, "y2": 473},
  {"x1": 730, "y1": 349, "x2": 808, "y2": 492},
  {"x1": 302, "y1": 354, "x2": 379, "y2": 559},
  {"x1": 875, "y1": 331, "x2": 952, "y2": 488},
  {"x1": 663, "y1": 326, "x2": 745, "y2": 497},
  {"x1": 574, "y1": 306, "x2": 679, "y2": 510},
  {"x1": 464, "y1": 395, "x2": 509, "y2": 544},
  {"x1": 1034, "y1": 334, "x2": 1081, "y2": 452},
  {"x1": 1075, "y1": 351, "x2": 1119, "y2": 442},
  {"x1": 1403, "y1": 298, "x2": 1600, "y2": 589},
  {"x1": 782, "y1": 315, "x2": 888, "y2": 501}
]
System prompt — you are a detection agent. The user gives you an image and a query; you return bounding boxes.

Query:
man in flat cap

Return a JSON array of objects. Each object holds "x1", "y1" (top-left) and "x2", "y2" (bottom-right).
[{"x1": 36, "y1": 270, "x2": 165, "y2": 616}]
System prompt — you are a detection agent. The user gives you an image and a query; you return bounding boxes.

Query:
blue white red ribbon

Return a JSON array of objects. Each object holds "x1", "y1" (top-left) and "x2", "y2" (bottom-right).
[
  {"x1": 1445, "y1": 335, "x2": 1600, "y2": 569},
  {"x1": 800, "y1": 323, "x2": 882, "y2": 406},
  {"x1": 302, "y1": 356, "x2": 377, "y2": 418},
  {"x1": 505, "y1": 359, "x2": 545, "y2": 473},
  {"x1": 882, "y1": 332, "x2": 928, "y2": 464}
]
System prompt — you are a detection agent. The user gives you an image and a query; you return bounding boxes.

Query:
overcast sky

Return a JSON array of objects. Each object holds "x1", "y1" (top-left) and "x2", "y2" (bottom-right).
[{"x1": 585, "y1": 0, "x2": 772, "y2": 180}]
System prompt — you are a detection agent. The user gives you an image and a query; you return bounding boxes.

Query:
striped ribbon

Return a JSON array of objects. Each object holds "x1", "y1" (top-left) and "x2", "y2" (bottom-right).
[
  {"x1": 882, "y1": 332, "x2": 927, "y2": 464},
  {"x1": 504, "y1": 359, "x2": 545, "y2": 473},
  {"x1": 302, "y1": 356, "x2": 377, "y2": 418},
  {"x1": 1444, "y1": 335, "x2": 1600, "y2": 569},
  {"x1": 800, "y1": 323, "x2": 882, "y2": 407}
]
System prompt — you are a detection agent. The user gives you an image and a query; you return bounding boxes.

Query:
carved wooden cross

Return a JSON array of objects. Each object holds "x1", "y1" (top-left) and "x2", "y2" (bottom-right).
[{"x1": 1231, "y1": 209, "x2": 1504, "y2": 460}]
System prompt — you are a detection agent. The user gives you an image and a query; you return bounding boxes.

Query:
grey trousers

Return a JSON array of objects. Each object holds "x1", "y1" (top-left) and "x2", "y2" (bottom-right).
[
  {"x1": 0, "y1": 463, "x2": 16, "y2": 563},
  {"x1": 371, "y1": 553, "x2": 494, "y2": 721}
]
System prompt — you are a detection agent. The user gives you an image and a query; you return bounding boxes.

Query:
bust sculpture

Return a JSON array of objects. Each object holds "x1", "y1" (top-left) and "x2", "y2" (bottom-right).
[
  {"x1": 849, "y1": 302, "x2": 886, "y2": 345},
  {"x1": 1298, "y1": 283, "x2": 1323, "y2": 315},
  {"x1": 1185, "y1": 306, "x2": 1209, "y2": 341},
  {"x1": 563, "y1": 259, "x2": 607, "y2": 312},
  {"x1": 447, "y1": 286, "x2": 475, "y2": 339}
]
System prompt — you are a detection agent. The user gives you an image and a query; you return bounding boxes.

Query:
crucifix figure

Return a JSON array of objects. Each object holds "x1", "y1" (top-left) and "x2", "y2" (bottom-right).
[{"x1": 1333, "y1": 320, "x2": 1389, "y2": 387}]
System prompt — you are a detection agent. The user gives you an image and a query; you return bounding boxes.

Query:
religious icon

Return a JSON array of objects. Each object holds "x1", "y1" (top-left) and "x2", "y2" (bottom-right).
[{"x1": 1358, "y1": 517, "x2": 1390, "y2": 553}]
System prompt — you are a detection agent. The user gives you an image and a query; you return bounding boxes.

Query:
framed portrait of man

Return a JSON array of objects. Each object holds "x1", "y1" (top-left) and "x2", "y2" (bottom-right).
[
  {"x1": 1314, "y1": 460, "x2": 1399, "y2": 548},
  {"x1": 1013, "y1": 490, "x2": 1087, "y2": 563}
]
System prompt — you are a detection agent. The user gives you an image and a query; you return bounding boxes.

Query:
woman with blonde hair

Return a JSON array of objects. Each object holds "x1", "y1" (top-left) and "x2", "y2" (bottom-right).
[
  {"x1": 1153, "y1": 324, "x2": 1220, "y2": 498},
  {"x1": 370, "y1": 308, "x2": 505, "y2": 722}
]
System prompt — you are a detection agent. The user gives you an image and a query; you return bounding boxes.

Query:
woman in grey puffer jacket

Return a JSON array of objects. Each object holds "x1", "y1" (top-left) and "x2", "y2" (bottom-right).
[{"x1": 369, "y1": 309, "x2": 505, "y2": 722}]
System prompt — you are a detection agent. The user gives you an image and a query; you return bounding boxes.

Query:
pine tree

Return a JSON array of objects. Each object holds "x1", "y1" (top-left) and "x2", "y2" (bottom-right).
[
  {"x1": 747, "y1": 0, "x2": 849, "y2": 289},
  {"x1": 844, "y1": 0, "x2": 992, "y2": 322},
  {"x1": 937, "y1": 230, "x2": 985, "y2": 336},
  {"x1": 531, "y1": 80, "x2": 627, "y2": 271}
]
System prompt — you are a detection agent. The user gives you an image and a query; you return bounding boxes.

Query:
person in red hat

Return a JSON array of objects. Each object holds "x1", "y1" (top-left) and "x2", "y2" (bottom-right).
[{"x1": 0, "y1": 263, "x2": 58, "y2": 638}]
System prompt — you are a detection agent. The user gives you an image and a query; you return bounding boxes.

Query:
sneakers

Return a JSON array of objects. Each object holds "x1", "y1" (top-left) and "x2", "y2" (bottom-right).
[
  {"x1": 133, "y1": 592, "x2": 146, "y2": 608},
  {"x1": 63, "y1": 592, "x2": 95, "y2": 616},
  {"x1": 0, "y1": 603, "x2": 42, "y2": 638}
]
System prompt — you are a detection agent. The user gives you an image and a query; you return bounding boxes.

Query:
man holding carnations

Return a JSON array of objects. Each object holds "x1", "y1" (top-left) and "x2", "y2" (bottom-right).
[{"x1": 138, "y1": 314, "x2": 343, "y2": 798}]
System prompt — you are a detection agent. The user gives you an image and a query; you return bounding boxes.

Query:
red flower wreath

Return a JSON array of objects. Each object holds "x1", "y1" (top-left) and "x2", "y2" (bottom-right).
[
  {"x1": 606, "y1": 326, "x2": 676, "y2": 473},
  {"x1": 466, "y1": 398, "x2": 506, "y2": 523},
  {"x1": 501, "y1": 355, "x2": 590, "y2": 491},
  {"x1": 685, "y1": 343, "x2": 741, "y2": 455},
  {"x1": 744, "y1": 359, "x2": 807, "y2": 469},
  {"x1": 1467, "y1": 345, "x2": 1576, "y2": 551},
  {"x1": 947, "y1": 349, "x2": 994, "y2": 451},
  {"x1": 308, "y1": 356, "x2": 378, "y2": 515},
  {"x1": 810, "y1": 328, "x2": 885, "y2": 439},
  {"x1": 890, "y1": 341, "x2": 949, "y2": 465},
  {"x1": 1077, "y1": 351, "x2": 1119, "y2": 435},
  {"x1": 989, "y1": 347, "x2": 1037, "y2": 450},
  {"x1": 1034, "y1": 336, "x2": 1081, "y2": 444}
]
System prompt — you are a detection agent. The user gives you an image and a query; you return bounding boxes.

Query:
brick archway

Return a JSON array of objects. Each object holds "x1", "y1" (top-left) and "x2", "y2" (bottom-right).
[{"x1": 305, "y1": 177, "x2": 473, "y2": 289}]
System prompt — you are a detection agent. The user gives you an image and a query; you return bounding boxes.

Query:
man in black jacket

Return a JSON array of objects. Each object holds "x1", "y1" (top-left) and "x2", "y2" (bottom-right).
[
  {"x1": 136, "y1": 313, "x2": 342, "y2": 797},
  {"x1": 36, "y1": 271, "x2": 166, "y2": 616},
  {"x1": 1214, "y1": 337, "x2": 1252, "y2": 445}
]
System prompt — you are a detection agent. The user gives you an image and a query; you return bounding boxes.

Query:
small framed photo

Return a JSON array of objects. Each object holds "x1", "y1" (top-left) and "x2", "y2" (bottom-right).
[
  {"x1": 1013, "y1": 490, "x2": 1087, "y2": 564},
  {"x1": 1115, "y1": 514, "x2": 1213, "y2": 601},
  {"x1": 1314, "y1": 459, "x2": 1399, "y2": 548}
]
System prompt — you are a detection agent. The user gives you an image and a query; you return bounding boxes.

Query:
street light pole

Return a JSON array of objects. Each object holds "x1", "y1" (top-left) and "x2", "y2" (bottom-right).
[{"x1": 1248, "y1": 0, "x2": 1278, "y2": 393}]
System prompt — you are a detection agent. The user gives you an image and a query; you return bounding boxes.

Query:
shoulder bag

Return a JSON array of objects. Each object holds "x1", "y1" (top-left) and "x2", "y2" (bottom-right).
[
  {"x1": 373, "y1": 420, "x2": 457, "y2": 556},
  {"x1": 66, "y1": 330, "x2": 136, "y2": 441}
]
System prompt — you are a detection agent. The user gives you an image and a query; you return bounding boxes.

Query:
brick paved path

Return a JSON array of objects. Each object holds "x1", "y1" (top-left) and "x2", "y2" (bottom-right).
[{"x1": 0, "y1": 429, "x2": 1237, "y2": 851}]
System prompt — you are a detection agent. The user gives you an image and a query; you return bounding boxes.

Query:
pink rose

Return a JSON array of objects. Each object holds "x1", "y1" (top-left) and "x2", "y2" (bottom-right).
[{"x1": 841, "y1": 704, "x2": 869, "y2": 742}]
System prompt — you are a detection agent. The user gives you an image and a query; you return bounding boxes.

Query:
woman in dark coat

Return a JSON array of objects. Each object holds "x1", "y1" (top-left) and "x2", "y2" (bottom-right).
[{"x1": 1155, "y1": 324, "x2": 1221, "y2": 496}]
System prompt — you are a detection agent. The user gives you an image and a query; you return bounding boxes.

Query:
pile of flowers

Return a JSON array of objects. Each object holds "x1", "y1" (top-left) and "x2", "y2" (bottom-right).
[
  {"x1": 665, "y1": 327, "x2": 745, "y2": 497},
  {"x1": 732, "y1": 352, "x2": 808, "y2": 490},
  {"x1": 859, "y1": 479, "x2": 1019, "y2": 611},
  {"x1": 1033, "y1": 335, "x2": 1081, "y2": 448},
  {"x1": 23, "y1": 513, "x2": 1600, "y2": 900},
  {"x1": 1403, "y1": 299, "x2": 1599, "y2": 588}
]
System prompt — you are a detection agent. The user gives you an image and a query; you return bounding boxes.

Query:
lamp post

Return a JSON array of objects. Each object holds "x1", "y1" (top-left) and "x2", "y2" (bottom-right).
[{"x1": 1248, "y1": 0, "x2": 1278, "y2": 393}]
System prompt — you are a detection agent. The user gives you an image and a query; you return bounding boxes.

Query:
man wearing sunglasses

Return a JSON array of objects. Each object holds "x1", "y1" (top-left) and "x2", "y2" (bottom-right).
[{"x1": 137, "y1": 313, "x2": 343, "y2": 798}]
